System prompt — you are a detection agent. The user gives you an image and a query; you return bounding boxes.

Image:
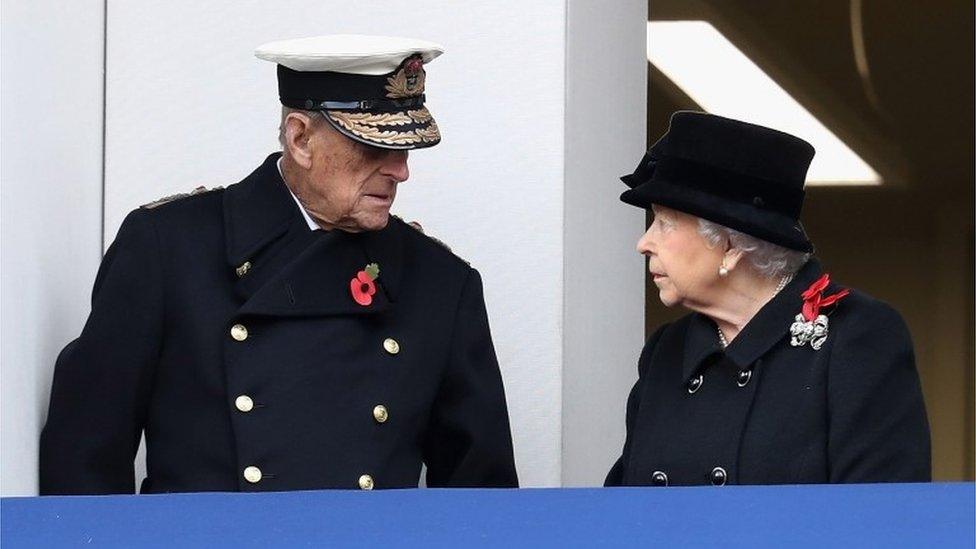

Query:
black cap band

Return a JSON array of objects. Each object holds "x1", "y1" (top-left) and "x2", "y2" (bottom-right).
[{"x1": 277, "y1": 65, "x2": 395, "y2": 102}]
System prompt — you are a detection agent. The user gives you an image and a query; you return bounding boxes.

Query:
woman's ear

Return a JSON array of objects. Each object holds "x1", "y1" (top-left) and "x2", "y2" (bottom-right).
[
  {"x1": 722, "y1": 246, "x2": 746, "y2": 272},
  {"x1": 283, "y1": 112, "x2": 315, "y2": 169}
]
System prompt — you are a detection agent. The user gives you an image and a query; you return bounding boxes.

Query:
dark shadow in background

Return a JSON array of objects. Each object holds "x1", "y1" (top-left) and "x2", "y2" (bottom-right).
[{"x1": 646, "y1": 0, "x2": 975, "y2": 481}]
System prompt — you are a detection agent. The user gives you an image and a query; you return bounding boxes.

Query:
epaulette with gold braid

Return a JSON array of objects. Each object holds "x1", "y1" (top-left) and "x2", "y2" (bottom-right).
[
  {"x1": 396, "y1": 216, "x2": 469, "y2": 265},
  {"x1": 141, "y1": 186, "x2": 222, "y2": 209}
]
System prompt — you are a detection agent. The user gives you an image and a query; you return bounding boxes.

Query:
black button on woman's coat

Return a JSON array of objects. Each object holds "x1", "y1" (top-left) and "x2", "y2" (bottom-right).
[
  {"x1": 710, "y1": 467, "x2": 727, "y2": 486},
  {"x1": 687, "y1": 374, "x2": 703, "y2": 394},
  {"x1": 737, "y1": 369, "x2": 752, "y2": 387},
  {"x1": 651, "y1": 470, "x2": 669, "y2": 486}
]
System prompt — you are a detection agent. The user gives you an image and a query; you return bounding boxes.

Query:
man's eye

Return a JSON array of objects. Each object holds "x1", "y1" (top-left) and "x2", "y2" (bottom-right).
[{"x1": 355, "y1": 142, "x2": 377, "y2": 157}]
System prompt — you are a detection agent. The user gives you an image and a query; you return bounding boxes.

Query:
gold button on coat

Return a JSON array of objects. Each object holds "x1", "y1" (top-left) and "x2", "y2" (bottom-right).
[
  {"x1": 358, "y1": 474, "x2": 374, "y2": 490},
  {"x1": 230, "y1": 324, "x2": 248, "y2": 341},
  {"x1": 383, "y1": 338, "x2": 400, "y2": 355},
  {"x1": 235, "y1": 395, "x2": 254, "y2": 412},
  {"x1": 243, "y1": 466, "x2": 262, "y2": 483},
  {"x1": 235, "y1": 261, "x2": 252, "y2": 277},
  {"x1": 373, "y1": 405, "x2": 388, "y2": 423}
]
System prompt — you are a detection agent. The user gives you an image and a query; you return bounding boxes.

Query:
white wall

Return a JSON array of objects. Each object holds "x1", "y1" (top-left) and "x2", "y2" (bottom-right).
[
  {"x1": 562, "y1": 0, "x2": 648, "y2": 486},
  {"x1": 104, "y1": 0, "x2": 568, "y2": 487},
  {"x1": 1, "y1": 0, "x2": 646, "y2": 493},
  {"x1": 0, "y1": 0, "x2": 105, "y2": 495}
]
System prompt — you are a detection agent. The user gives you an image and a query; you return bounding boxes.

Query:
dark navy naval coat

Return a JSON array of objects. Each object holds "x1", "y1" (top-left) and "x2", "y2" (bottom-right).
[
  {"x1": 606, "y1": 259, "x2": 930, "y2": 487},
  {"x1": 40, "y1": 153, "x2": 518, "y2": 494}
]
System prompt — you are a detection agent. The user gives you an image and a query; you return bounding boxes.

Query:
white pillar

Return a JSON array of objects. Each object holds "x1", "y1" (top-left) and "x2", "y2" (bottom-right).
[
  {"x1": 1, "y1": 1, "x2": 105, "y2": 495},
  {"x1": 562, "y1": 0, "x2": 648, "y2": 486}
]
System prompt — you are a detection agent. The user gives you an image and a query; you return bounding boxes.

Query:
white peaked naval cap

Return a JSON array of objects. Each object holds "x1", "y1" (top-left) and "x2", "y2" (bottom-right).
[
  {"x1": 255, "y1": 34, "x2": 445, "y2": 150},
  {"x1": 255, "y1": 34, "x2": 444, "y2": 75}
]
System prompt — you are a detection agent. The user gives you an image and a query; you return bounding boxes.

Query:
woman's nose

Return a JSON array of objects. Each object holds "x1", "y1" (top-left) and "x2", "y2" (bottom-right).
[{"x1": 636, "y1": 231, "x2": 654, "y2": 255}]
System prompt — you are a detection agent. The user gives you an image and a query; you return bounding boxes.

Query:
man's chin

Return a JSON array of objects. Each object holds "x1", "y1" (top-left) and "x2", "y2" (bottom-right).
[{"x1": 357, "y1": 211, "x2": 391, "y2": 232}]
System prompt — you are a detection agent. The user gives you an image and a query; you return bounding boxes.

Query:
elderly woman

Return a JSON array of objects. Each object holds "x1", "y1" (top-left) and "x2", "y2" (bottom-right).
[{"x1": 605, "y1": 112, "x2": 930, "y2": 487}]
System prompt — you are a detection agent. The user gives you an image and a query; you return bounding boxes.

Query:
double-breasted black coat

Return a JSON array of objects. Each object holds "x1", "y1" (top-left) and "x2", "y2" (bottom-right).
[
  {"x1": 606, "y1": 259, "x2": 930, "y2": 487},
  {"x1": 40, "y1": 153, "x2": 518, "y2": 494}
]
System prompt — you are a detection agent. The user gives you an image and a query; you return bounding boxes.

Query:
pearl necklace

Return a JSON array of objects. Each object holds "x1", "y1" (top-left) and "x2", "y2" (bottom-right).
[{"x1": 716, "y1": 273, "x2": 794, "y2": 349}]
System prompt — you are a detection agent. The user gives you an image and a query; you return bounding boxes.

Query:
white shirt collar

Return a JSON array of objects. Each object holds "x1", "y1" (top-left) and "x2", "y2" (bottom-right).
[{"x1": 277, "y1": 157, "x2": 321, "y2": 231}]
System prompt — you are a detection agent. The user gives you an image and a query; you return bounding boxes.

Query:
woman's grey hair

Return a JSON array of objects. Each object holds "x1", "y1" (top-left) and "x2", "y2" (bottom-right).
[
  {"x1": 697, "y1": 218, "x2": 810, "y2": 278},
  {"x1": 278, "y1": 106, "x2": 324, "y2": 148}
]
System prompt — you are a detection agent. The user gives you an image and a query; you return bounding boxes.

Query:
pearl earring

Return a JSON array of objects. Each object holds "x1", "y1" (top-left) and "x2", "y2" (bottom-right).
[{"x1": 719, "y1": 266, "x2": 729, "y2": 277}]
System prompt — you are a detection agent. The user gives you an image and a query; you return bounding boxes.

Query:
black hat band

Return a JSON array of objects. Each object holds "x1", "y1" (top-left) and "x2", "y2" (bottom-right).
[{"x1": 654, "y1": 156, "x2": 805, "y2": 218}]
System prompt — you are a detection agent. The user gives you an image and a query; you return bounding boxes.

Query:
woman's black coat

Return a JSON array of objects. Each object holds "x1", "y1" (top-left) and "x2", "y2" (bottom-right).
[{"x1": 606, "y1": 259, "x2": 930, "y2": 487}]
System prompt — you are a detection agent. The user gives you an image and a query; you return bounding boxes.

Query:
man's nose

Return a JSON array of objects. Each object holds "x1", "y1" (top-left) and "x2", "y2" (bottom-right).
[{"x1": 381, "y1": 151, "x2": 410, "y2": 183}]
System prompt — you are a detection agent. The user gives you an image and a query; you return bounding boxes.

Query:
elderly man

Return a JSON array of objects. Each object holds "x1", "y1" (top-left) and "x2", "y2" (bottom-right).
[{"x1": 40, "y1": 35, "x2": 518, "y2": 494}]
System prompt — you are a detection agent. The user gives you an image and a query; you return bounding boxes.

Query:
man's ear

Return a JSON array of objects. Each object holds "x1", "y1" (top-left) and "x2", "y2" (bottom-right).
[{"x1": 283, "y1": 112, "x2": 316, "y2": 169}]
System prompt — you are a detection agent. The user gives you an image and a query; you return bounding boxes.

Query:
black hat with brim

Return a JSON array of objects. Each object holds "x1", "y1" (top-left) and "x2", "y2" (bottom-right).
[{"x1": 620, "y1": 112, "x2": 815, "y2": 253}]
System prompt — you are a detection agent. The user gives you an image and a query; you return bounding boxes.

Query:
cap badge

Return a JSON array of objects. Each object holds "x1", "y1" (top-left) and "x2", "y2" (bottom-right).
[
  {"x1": 385, "y1": 55, "x2": 426, "y2": 98},
  {"x1": 789, "y1": 273, "x2": 850, "y2": 350}
]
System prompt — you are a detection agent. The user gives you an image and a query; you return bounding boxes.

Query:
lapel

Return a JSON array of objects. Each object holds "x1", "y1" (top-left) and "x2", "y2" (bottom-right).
[
  {"x1": 222, "y1": 153, "x2": 406, "y2": 318},
  {"x1": 238, "y1": 219, "x2": 404, "y2": 318},
  {"x1": 223, "y1": 152, "x2": 317, "y2": 301},
  {"x1": 681, "y1": 258, "x2": 826, "y2": 382},
  {"x1": 224, "y1": 152, "x2": 296, "y2": 268},
  {"x1": 680, "y1": 314, "x2": 724, "y2": 383}
]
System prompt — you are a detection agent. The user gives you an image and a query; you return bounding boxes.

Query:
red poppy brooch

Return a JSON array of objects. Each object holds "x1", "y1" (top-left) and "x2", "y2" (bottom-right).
[
  {"x1": 350, "y1": 263, "x2": 380, "y2": 306},
  {"x1": 789, "y1": 274, "x2": 850, "y2": 350}
]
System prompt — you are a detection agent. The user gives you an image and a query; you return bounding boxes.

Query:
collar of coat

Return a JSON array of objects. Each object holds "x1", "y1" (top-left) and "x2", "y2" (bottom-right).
[
  {"x1": 681, "y1": 257, "x2": 835, "y2": 382},
  {"x1": 222, "y1": 152, "x2": 404, "y2": 316}
]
